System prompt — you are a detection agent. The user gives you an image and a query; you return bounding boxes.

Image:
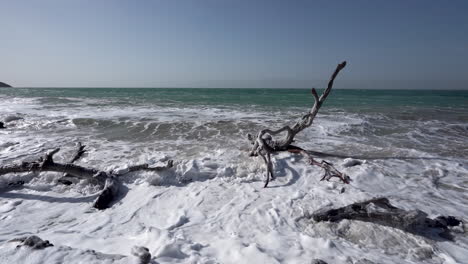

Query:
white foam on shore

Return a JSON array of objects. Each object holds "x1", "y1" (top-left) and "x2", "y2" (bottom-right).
[{"x1": 1, "y1": 94, "x2": 467, "y2": 263}]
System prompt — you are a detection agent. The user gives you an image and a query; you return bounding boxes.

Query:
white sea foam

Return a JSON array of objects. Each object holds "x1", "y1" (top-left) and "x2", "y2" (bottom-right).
[{"x1": 1, "y1": 93, "x2": 467, "y2": 263}]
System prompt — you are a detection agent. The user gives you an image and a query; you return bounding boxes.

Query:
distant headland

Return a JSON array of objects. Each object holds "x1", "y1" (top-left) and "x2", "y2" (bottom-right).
[{"x1": 0, "y1": 82, "x2": 12, "y2": 87}]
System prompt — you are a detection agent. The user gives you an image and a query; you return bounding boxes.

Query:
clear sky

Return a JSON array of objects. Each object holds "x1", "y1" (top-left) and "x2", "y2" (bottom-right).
[{"x1": 1, "y1": 0, "x2": 467, "y2": 89}]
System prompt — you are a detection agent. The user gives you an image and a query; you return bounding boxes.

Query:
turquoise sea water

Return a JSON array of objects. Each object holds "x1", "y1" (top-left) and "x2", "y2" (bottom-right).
[
  {"x1": 1, "y1": 88, "x2": 467, "y2": 110},
  {"x1": 1, "y1": 88, "x2": 467, "y2": 159}
]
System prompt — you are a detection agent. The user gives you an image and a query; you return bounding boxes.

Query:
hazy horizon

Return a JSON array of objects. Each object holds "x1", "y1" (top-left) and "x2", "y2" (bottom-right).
[
  {"x1": 2, "y1": 0, "x2": 467, "y2": 89},
  {"x1": 6, "y1": 80, "x2": 468, "y2": 90}
]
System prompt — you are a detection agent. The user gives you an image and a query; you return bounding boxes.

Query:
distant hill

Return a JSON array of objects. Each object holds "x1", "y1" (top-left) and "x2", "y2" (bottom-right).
[{"x1": 0, "y1": 82, "x2": 12, "y2": 87}]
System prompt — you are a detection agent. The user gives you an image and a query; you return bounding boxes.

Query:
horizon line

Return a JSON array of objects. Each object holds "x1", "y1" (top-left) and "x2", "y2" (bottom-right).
[{"x1": 4, "y1": 86, "x2": 468, "y2": 91}]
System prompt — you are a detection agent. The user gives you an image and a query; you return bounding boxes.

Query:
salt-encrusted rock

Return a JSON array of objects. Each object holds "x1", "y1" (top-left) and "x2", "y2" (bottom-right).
[
  {"x1": 10, "y1": 235, "x2": 53, "y2": 249},
  {"x1": 131, "y1": 246, "x2": 151, "y2": 264}
]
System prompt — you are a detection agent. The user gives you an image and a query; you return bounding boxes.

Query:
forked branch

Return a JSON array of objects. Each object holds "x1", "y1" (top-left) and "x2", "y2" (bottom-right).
[
  {"x1": 249, "y1": 61, "x2": 349, "y2": 187},
  {"x1": 0, "y1": 146, "x2": 174, "y2": 209},
  {"x1": 287, "y1": 147, "x2": 350, "y2": 184}
]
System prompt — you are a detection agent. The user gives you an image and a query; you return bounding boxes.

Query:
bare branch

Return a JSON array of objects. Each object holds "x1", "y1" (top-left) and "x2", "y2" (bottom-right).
[
  {"x1": 9, "y1": 235, "x2": 54, "y2": 249},
  {"x1": 93, "y1": 176, "x2": 119, "y2": 210},
  {"x1": 311, "y1": 88, "x2": 319, "y2": 102},
  {"x1": 250, "y1": 61, "x2": 348, "y2": 187},
  {"x1": 258, "y1": 150, "x2": 274, "y2": 188},
  {"x1": 287, "y1": 147, "x2": 350, "y2": 184},
  {"x1": 311, "y1": 197, "x2": 462, "y2": 241},
  {"x1": 68, "y1": 142, "x2": 86, "y2": 164},
  {"x1": 0, "y1": 146, "x2": 174, "y2": 209},
  {"x1": 291, "y1": 61, "x2": 347, "y2": 139},
  {"x1": 118, "y1": 160, "x2": 174, "y2": 176},
  {"x1": 59, "y1": 142, "x2": 87, "y2": 184}
]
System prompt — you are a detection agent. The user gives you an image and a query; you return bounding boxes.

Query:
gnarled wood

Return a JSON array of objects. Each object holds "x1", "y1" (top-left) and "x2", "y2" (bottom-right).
[
  {"x1": 249, "y1": 61, "x2": 349, "y2": 187},
  {"x1": 9, "y1": 235, "x2": 54, "y2": 249},
  {"x1": 59, "y1": 142, "x2": 88, "y2": 185},
  {"x1": 93, "y1": 176, "x2": 120, "y2": 210},
  {"x1": 0, "y1": 146, "x2": 174, "y2": 209},
  {"x1": 311, "y1": 197, "x2": 462, "y2": 240},
  {"x1": 287, "y1": 146, "x2": 350, "y2": 184},
  {"x1": 116, "y1": 160, "x2": 174, "y2": 175}
]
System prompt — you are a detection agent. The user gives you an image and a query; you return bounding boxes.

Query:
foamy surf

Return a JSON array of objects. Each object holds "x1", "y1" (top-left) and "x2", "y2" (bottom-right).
[{"x1": 1, "y1": 88, "x2": 467, "y2": 263}]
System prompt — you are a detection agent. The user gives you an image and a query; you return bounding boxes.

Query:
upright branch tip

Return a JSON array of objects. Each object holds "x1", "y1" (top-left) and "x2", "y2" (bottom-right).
[
  {"x1": 338, "y1": 61, "x2": 347, "y2": 70},
  {"x1": 311, "y1": 88, "x2": 319, "y2": 100}
]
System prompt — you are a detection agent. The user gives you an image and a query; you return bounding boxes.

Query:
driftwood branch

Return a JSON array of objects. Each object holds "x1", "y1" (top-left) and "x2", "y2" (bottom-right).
[
  {"x1": 67, "y1": 142, "x2": 86, "y2": 164},
  {"x1": 249, "y1": 61, "x2": 349, "y2": 187},
  {"x1": 287, "y1": 147, "x2": 350, "y2": 184},
  {"x1": 9, "y1": 235, "x2": 54, "y2": 249},
  {"x1": 0, "y1": 147, "x2": 174, "y2": 209},
  {"x1": 59, "y1": 142, "x2": 87, "y2": 185},
  {"x1": 311, "y1": 197, "x2": 462, "y2": 241},
  {"x1": 93, "y1": 176, "x2": 120, "y2": 209},
  {"x1": 116, "y1": 160, "x2": 174, "y2": 175}
]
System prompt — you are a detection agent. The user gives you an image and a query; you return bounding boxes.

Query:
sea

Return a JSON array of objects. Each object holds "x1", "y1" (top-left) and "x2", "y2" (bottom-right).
[
  {"x1": 0, "y1": 88, "x2": 467, "y2": 263},
  {"x1": 1, "y1": 88, "x2": 467, "y2": 159}
]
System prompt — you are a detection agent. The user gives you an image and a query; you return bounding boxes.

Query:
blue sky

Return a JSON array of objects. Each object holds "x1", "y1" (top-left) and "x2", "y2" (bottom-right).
[{"x1": 1, "y1": 0, "x2": 467, "y2": 88}]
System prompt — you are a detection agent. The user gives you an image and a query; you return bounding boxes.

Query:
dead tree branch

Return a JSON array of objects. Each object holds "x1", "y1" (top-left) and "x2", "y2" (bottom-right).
[
  {"x1": 116, "y1": 160, "x2": 174, "y2": 175},
  {"x1": 287, "y1": 147, "x2": 350, "y2": 184},
  {"x1": 311, "y1": 197, "x2": 463, "y2": 241},
  {"x1": 9, "y1": 235, "x2": 54, "y2": 249},
  {"x1": 59, "y1": 142, "x2": 87, "y2": 185},
  {"x1": 248, "y1": 61, "x2": 349, "y2": 187},
  {"x1": 0, "y1": 147, "x2": 174, "y2": 210},
  {"x1": 67, "y1": 142, "x2": 86, "y2": 164}
]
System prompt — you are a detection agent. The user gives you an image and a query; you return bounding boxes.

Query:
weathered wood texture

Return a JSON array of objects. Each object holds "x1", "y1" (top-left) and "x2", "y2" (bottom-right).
[
  {"x1": 0, "y1": 147, "x2": 174, "y2": 209},
  {"x1": 248, "y1": 62, "x2": 350, "y2": 187},
  {"x1": 312, "y1": 197, "x2": 462, "y2": 240}
]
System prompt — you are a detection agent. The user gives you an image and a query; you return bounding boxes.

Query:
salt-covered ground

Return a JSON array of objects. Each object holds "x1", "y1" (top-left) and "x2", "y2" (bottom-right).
[{"x1": 1, "y1": 94, "x2": 467, "y2": 263}]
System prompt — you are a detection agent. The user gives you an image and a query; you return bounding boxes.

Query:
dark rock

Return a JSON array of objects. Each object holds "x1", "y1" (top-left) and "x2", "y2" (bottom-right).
[
  {"x1": 0, "y1": 82, "x2": 12, "y2": 87},
  {"x1": 0, "y1": 122, "x2": 5, "y2": 129}
]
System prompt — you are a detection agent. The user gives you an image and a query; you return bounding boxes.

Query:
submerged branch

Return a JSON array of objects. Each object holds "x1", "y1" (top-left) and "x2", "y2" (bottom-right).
[
  {"x1": 59, "y1": 142, "x2": 88, "y2": 185},
  {"x1": 0, "y1": 146, "x2": 174, "y2": 209},
  {"x1": 311, "y1": 197, "x2": 463, "y2": 241}
]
